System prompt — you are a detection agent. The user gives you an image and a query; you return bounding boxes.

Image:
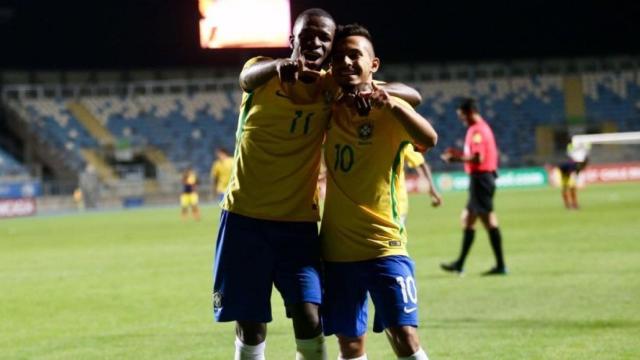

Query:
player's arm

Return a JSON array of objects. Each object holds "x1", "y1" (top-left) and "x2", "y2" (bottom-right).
[
  {"x1": 416, "y1": 163, "x2": 442, "y2": 207},
  {"x1": 379, "y1": 82, "x2": 422, "y2": 107},
  {"x1": 239, "y1": 58, "x2": 304, "y2": 92},
  {"x1": 369, "y1": 83, "x2": 436, "y2": 149},
  {"x1": 391, "y1": 104, "x2": 436, "y2": 149}
]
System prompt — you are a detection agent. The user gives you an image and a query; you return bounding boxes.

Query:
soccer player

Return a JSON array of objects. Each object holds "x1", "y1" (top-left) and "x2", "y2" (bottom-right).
[
  {"x1": 210, "y1": 147, "x2": 233, "y2": 203},
  {"x1": 557, "y1": 145, "x2": 589, "y2": 209},
  {"x1": 398, "y1": 146, "x2": 442, "y2": 224},
  {"x1": 212, "y1": 9, "x2": 421, "y2": 360},
  {"x1": 440, "y1": 98, "x2": 507, "y2": 276},
  {"x1": 180, "y1": 167, "x2": 200, "y2": 221},
  {"x1": 558, "y1": 159, "x2": 588, "y2": 209},
  {"x1": 557, "y1": 142, "x2": 590, "y2": 209},
  {"x1": 321, "y1": 24, "x2": 437, "y2": 360},
  {"x1": 72, "y1": 187, "x2": 84, "y2": 211}
]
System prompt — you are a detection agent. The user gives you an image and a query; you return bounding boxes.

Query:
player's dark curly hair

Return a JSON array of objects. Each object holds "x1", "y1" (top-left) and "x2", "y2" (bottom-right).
[
  {"x1": 458, "y1": 97, "x2": 479, "y2": 113},
  {"x1": 334, "y1": 23, "x2": 373, "y2": 44},
  {"x1": 296, "y1": 8, "x2": 334, "y2": 24}
]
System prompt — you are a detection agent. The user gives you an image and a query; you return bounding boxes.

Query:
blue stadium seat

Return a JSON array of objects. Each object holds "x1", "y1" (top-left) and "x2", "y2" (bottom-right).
[
  {"x1": 0, "y1": 147, "x2": 28, "y2": 177},
  {"x1": 582, "y1": 71, "x2": 640, "y2": 132},
  {"x1": 13, "y1": 71, "x2": 638, "y2": 176},
  {"x1": 414, "y1": 75, "x2": 565, "y2": 168},
  {"x1": 21, "y1": 99, "x2": 98, "y2": 171},
  {"x1": 81, "y1": 91, "x2": 239, "y2": 178}
]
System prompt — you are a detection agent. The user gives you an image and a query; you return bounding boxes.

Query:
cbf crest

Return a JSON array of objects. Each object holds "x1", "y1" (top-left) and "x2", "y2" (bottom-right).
[
  {"x1": 212, "y1": 291, "x2": 223, "y2": 309},
  {"x1": 358, "y1": 122, "x2": 374, "y2": 141}
]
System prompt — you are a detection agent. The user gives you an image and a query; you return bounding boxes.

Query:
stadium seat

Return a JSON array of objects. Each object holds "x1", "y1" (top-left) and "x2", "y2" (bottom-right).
[
  {"x1": 11, "y1": 71, "x2": 639, "y2": 176},
  {"x1": 0, "y1": 147, "x2": 29, "y2": 177}
]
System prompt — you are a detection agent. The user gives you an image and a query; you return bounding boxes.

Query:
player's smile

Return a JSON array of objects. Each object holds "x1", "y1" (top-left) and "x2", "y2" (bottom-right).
[
  {"x1": 331, "y1": 35, "x2": 378, "y2": 88},
  {"x1": 302, "y1": 50, "x2": 323, "y2": 69},
  {"x1": 292, "y1": 15, "x2": 335, "y2": 71},
  {"x1": 336, "y1": 67, "x2": 358, "y2": 77},
  {"x1": 332, "y1": 57, "x2": 363, "y2": 85},
  {"x1": 303, "y1": 50, "x2": 322, "y2": 60}
]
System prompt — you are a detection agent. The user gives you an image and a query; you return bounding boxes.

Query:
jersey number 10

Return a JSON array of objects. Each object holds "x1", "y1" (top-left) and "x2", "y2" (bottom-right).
[{"x1": 333, "y1": 144, "x2": 354, "y2": 172}]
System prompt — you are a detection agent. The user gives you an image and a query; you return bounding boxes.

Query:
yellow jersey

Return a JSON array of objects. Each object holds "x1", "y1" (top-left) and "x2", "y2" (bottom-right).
[
  {"x1": 222, "y1": 57, "x2": 333, "y2": 221},
  {"x1": 211, "y1": 157, "x2": 234, "y2": 194},
  {"x1": 182, "y1": 172, "x2": 197, "y2": 194},
  {"x1": 397, "y1": 146, "x2": 426, "y2": 217},
  {"x1": 320, "y1": 97, "x2": 417, "y2": 262}
]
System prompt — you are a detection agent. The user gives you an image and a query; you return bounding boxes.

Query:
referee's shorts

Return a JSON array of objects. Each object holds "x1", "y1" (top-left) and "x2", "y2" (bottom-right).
[{"x1": 466, "y1": 171, "x2": 497, "y2": 214}]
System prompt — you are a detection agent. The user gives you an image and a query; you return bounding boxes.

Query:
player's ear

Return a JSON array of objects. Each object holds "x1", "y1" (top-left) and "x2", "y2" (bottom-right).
[
  {"x1": 289, "y1": 35, "x2": 295, "y2": 50},
  {"x1": 371, "y1": 57, "x2": 380, "y2": 73}
]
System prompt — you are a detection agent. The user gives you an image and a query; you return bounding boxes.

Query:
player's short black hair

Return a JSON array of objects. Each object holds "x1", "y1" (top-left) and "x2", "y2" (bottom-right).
[
  {"x1": 334, "y1": 23, "x2": 373, "y2": 44},
  {"x1": 295, "y1": 8, "x2": 334, "y2": 25},
  {"x1": 458, "y1": 97, "x2": 479, "y2": 113}
]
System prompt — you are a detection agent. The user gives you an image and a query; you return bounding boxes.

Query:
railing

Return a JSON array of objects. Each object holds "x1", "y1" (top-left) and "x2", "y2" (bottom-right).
[
  {"x1": 2, "y1": 55, "x2": 640, "y2": 101},
  {"x1": 1, "y1": 77, "x2": 239, "y2": 101}
]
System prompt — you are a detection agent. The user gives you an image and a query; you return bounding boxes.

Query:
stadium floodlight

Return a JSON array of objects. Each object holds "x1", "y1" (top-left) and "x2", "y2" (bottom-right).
[{"x1": 199, "y1": 0, "x2": 291, "y2": 49}]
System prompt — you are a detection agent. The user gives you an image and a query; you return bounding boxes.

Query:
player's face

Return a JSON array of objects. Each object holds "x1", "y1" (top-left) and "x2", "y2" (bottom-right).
[
  {"x1": 331, "y1": 36, "x2": 380, "y2": 88},
  {"x1": 290, "y1": 15, "x2": 335, "y2": 71},
  {"x1": 457, "y1": 109, "x2": 473, "y2": 126}
]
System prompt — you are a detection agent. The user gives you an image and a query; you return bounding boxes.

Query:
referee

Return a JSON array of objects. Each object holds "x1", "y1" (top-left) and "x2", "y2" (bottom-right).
[{"x1": 440, "y1": 98, "x2": 507, "y2": 275}]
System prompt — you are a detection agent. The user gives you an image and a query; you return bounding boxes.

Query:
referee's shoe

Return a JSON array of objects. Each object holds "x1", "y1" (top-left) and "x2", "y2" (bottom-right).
[
  {"x1": 440, "y1": 261, "x2": 464, "y2": 275},
  {"x1": 481, "y1": 266, "x2": 508, "y2": 276}
]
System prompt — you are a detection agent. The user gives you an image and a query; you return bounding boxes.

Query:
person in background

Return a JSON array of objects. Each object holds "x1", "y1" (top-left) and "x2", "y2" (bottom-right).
[
  {"x1": 180, "y1": 167, "x2": 200, "y2": 221},
  {"x1": 397, "y1": 145, "x2": 442, "y2": 225},
  {"x1": 558, "y1": 142, "x2": 590, "y2": 210},
  {"x1": 73, "y1": 187, "x2": 84, "y2": 211},
  {"x1": 210, "y1": 147, "x2": 233, "y2": 203},
  {"x1": 440, "y1": 98, "x2": 507, "y2": 276}
]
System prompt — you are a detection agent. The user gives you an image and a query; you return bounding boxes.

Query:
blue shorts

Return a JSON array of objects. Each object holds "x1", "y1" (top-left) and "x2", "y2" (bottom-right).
[
  {"x1": 212, "y1": 210, "x2": 322, "y2": 323},
  {"x1": 322, "y1": 256, "x2": 419, "y2": 337}
]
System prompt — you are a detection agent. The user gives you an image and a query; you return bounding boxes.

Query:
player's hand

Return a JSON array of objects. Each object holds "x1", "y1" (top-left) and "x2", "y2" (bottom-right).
[
  {"x1": 441, "y1": 147, "x2": 462, "y2": 162},
  {"x1": 369, "y1": 82, "x2": 392, "y2": 109},
  {"x1": 276, "y1": 58, "x2": 302, "y2": 84},
  {"x1": 354, "y1": 91, "x2": 372, "y2": 116},
  {"x1": 440, "y1": 151, "x2": 453, "y2": 162},
  {"x1": 430, "y1": 191, "x2": 443, "y2": 207},
  {"x1": 340, "y1": 89, "x2": 357, "y2": 107},
  {"x1": 341, "y1": 88, "x2": 371, "y2": 116}
]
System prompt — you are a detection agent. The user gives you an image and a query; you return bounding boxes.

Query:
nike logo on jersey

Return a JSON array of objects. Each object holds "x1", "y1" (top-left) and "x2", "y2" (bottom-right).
[
  {"x1": 275, "y1": 90, "x2": 292, "y2": 100},
  {"x1": 403, "y1": 306, "x2": 418, "y2": 314}
]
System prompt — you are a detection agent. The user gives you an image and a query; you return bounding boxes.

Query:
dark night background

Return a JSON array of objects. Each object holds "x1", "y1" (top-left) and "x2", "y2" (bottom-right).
[{"x1": 0, "y1": 0, "x2": 639, "y2": 70}]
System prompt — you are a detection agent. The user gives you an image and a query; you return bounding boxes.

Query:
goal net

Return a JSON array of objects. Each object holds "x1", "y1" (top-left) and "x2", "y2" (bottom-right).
[{"x1": 568, "y1": 131, "x2": 640, "y2": 184}]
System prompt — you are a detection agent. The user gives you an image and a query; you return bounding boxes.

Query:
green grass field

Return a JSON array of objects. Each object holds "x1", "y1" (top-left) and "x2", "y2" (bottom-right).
[{"x1": 1, "y1": 183, "x2": 639, "y2": 359}]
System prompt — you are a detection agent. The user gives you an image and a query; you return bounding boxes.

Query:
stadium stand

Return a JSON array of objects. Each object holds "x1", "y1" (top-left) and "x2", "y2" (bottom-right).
[
  {"x1": 413, "y1": 75, "x2": 566, "y2": 168},
  {"x1": 80, "y1": 91, "x2": 239, "y2": 177},
  {"x1": 3, "y1": 68, "x2": 639, "y2": 184},
  {"x1": 0, "y1": 147, "x2": 28, "y2": 177},
  {"x1": 7, "y1": 90, "x2": 239, "y2": 180},
  {"x1": 18, "y1": 98, "x2": 98, "y2": 171},
  {"x1": 582, "y1": 71, "x2": 640, "y2": 132}
]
